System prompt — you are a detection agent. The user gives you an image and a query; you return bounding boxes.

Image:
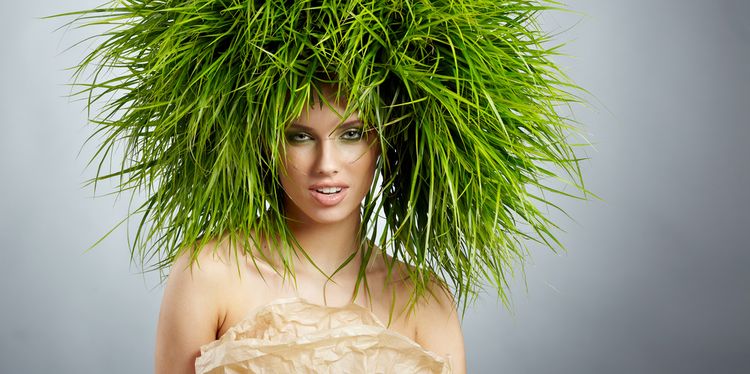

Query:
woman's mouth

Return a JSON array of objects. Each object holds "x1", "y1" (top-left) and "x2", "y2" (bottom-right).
[{"x1": 309, "y1": 186, "x2": 348, "y2": 206}]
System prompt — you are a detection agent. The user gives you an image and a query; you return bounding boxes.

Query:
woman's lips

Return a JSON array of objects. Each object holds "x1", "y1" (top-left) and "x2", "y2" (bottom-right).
[{"x1": 309, "y1": 186, "x2": 349, "y2": 206}]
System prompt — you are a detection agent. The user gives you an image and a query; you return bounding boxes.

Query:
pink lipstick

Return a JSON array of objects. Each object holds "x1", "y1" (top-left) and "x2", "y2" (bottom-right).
[{"x1": 309, "y1": 185, "x2": 349, "y2": 206}]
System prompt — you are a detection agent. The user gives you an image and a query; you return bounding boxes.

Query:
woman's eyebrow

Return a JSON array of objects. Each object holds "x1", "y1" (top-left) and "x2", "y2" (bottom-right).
[
  {"x1": 337, "y1": 119, "x2": 364, "y2": 128},
  {"x1": 286, "y1": 123, "x2": 315, "y2": 131},
  {"x1": 287, "y1": 119, "x2": 363, "y2": 132}
]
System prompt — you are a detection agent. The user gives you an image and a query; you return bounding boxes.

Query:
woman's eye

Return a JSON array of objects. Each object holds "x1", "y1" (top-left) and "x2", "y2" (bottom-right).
[
  {"x1": 285, "y1": 132, "x2": 312, "y2": 143},
  {"x1": 341, "y1": 128, "x2": 363, "y2": 141}
]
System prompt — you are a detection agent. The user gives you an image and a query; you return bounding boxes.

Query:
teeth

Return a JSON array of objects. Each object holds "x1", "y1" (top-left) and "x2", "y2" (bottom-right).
[{"x1": 316, "y1": 187, "x2": 342, "y2": 194}]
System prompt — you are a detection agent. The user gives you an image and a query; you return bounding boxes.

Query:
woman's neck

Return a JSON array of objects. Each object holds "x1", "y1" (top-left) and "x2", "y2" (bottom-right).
[{"x1": 284, "y1": 212, "x2": 364, "y2": 278}]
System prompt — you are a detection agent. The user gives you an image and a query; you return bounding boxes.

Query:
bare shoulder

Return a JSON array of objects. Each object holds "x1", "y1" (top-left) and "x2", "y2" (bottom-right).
[
  {"x1": 163, "y1": 236, "x2": 250, "y2": 316},
  {"x1": 409, "y1": 269, "x2": 467, "y2": 373},
  {"x1": 154, "y1": 236, "x2": 254, "y2": 374},
  {"x1": 369, "y1": 254, "x2": 465, "y2": 372},
  {"x1": 170, "y1": 237, "x2": 244, "y2": 283}
]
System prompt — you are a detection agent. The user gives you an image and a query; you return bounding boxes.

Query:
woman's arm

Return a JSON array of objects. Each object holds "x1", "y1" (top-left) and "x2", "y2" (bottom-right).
[
  {"x1": 154, "y1": 250, "x2": 226, "y2": 374},
  {"x1": 415, "y1": 285, "x2": 467, "y2": 374}
]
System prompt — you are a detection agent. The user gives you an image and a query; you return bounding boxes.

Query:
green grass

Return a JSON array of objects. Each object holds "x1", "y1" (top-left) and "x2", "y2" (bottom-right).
[{"x1": 51, "y1": 0, "x2": 596, "y2": 312}]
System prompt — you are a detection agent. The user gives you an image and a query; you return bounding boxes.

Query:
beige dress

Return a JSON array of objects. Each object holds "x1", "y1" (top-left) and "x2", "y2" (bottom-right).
[{"x1": 194, "y1": 297, "x2": 452, "y2": 373}]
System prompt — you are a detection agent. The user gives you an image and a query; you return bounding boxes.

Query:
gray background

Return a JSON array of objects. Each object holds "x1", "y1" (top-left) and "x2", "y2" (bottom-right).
[{"x1": 2, "y1": 0, "x2": 748, "y2": 373}]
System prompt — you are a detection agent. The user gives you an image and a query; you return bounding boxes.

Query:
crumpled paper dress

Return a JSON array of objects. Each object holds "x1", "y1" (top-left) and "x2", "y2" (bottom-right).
[{"x1": 194, "y1": 297, "x2": 452, "y2": 373}]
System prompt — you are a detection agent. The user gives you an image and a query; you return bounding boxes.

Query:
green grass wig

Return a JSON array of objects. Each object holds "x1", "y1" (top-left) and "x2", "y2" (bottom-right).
[{"x1": 54, "y1": 0, "x2": 593, "y2": 309}]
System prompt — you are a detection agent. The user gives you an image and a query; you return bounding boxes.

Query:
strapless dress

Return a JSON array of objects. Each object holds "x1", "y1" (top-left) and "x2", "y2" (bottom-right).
[{"x1": 194, "y1": 297, "x2": 452, "y2": 373}]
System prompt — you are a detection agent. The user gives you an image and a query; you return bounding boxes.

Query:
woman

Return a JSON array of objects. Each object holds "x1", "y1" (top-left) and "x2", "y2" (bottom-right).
[
  {"x1": 155, "y1": 85, "x2": 465, "y2": 373},
  {"x1": 57, "y1": 0, "x2": 589, "y2": 373}
]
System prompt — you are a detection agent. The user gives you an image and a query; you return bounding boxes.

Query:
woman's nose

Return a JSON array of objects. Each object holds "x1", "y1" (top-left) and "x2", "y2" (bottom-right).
[{"x1": 314, "y1": 139, "x2": 340, "y2": 175}]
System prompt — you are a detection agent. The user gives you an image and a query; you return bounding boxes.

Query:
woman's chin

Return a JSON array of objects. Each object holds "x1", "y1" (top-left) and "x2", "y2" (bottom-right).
[
  {"x1": 307, "y1": 210, "x2": 358, "y2": 226},
  {"x1": 286, "y1": 205, "x2": 360, "y2": 227}
]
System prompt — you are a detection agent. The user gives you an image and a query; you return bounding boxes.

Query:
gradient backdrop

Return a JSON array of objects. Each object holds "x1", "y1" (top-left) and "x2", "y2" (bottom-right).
[{"x1": 1, "y1": 1, "x2": 748, "y2": 373}]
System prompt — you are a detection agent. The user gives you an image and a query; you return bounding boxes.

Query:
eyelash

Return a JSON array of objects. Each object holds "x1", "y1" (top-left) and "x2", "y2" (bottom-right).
[
  {"x1": 286, "y1": 132, "x2": 313, "y2": 143},
  {"x1": 341, "y1": 128, "x2": 363, "y2": 141}
]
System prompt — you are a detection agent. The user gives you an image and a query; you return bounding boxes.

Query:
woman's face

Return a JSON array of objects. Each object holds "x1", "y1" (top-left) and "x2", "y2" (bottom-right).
[{"x1": 279, "y1": 93, "x2": 380, "y2": 226}]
